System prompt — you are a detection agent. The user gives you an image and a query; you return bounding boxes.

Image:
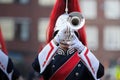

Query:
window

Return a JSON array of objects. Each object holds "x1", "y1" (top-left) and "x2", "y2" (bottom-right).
[
  {"x1": 14, "y1": 18, "x2": 30, "y2": 41},
  {"x1": 0, "y1": 0, "x2": 14, "y2": 4},
  {"x1": 0, "y1": 18, "x2": 15, "y2": 41},
  {"x1": 0, "y1": 0, "x2": 29, "y2": 4},
  {"x1": 38, "y1": 18, "x2": 49, "y2": 42},
  {"x1": 38, "y1": 0, "x2": 55, "y2": 6},
  {"x1": 0, "y1": 18, "x2": 30, "y2": 41},
  {"x1": 86, "y1": 26, "x2": 99, "y2": 50},
  {"x1": 80, "y1": 0, "x2": 97, "y2": 19},
  {"x1": 14, "y1": 0, "x2": 29, "y2": 4},
  {"x1": 104, "y1": 0, "x2": 120, "y2": 19},
  {"x1": 104, "y1": 26, "x2": 120, "y2": 50}
]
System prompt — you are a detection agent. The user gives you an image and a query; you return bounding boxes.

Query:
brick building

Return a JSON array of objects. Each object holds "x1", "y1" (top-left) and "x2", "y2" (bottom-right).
[{"x1": 0, "y1": 0, "x2": 120, "y2": 79}]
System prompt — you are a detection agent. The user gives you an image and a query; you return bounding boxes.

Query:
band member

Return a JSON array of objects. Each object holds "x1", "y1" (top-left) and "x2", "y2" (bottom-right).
[
  {"x1": 0, "y1": 27, "x2": 23, "y2": 80},
  {"x1": 32, "y1": 0, "x2": 104, "y2": 80},
  {"x1": 0, "y1": 50, "x2": 21, "y2": 80}
]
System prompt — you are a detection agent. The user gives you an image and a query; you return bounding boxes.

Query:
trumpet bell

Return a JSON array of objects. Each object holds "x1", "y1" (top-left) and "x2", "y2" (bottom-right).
[{"x1": 68, "y1": 12, "x2": 85, "y2": 30}]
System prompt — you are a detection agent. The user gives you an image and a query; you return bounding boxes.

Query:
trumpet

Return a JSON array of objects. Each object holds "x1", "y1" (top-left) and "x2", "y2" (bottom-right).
[
  {"x1": 68, "y1": 12, "x2": 85, "y2": 30},
  {"x1": 60, "y1": 12, "x2": 85, "y2": 45}
]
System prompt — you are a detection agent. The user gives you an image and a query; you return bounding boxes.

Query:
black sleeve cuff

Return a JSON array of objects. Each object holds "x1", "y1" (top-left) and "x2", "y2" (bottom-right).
[
  {"x1": 12, "y1": 68, "x2": 20, "y2": 80},
  {"x1": 7, "y1": 58, "x2": 14, "y2": 73},
  {"x1": 97, "y1": 63, "x2": 104, "y2": 78},
  {"x1": 32, "y1": 56, "x2": 40, "y2": 73}
]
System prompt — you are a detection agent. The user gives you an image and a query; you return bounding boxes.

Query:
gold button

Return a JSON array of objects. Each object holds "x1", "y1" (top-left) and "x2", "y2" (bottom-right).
[
  {"x1": 52, "y1": 57, "x2": 55, "y2": 60},
  {"x1": 52, "y1": 65, "x2": 55, "y2": 68},
  {"x1": 78, "y1": 64, "x2": 81, "y2": 67},
  {"x1": 75, "y1": 72, "x2": 79, "y2": 76}
]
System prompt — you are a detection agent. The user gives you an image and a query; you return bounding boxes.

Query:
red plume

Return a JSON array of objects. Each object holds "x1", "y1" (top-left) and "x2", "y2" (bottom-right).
[
  {"x1": 0, "y1": 26, "x2": 8, "y2": 55},
  {"x1": 46, "y1": 0, "x2": 87, "y2": 46}
]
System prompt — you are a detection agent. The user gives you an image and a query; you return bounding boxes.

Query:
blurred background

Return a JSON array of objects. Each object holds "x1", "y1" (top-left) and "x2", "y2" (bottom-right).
[{"x1": 0, "y1": 0, "x2": 120, "y2": 80}]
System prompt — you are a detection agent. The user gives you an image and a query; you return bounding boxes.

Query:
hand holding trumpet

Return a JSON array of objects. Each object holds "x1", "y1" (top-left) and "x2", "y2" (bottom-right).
[
  {"x1": 54, "y1": 26, "x2": 85, "y2": 52},
  {"x1": 54, "y1": 26, "x2": 74, "y2": 45},
  {"x1": 53, "y1": 12, "x2": 85, "y2": 49}
]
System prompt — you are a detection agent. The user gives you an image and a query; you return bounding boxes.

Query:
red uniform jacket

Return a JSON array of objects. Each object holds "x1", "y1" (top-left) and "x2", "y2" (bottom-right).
[{"x1": 32, "y1": 40, "x2": 104, "y2": 80}]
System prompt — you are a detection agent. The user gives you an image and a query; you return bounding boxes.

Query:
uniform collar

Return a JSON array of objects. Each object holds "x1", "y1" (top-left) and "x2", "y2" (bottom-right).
[{"x1": 57, "y1": 47, "x2": 75, "y2": 55}]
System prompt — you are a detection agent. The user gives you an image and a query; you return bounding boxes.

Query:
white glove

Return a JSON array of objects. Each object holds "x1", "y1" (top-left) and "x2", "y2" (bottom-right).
[
  {"x1": 54, "y1": 27, "x2": 68, "y2": 44},
  {"x1": 54, "y1": 26, "x2": 76, "y2": 45},
  {"x1": 69, "y1": 31, "x2": 85, "y2": 53}
]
